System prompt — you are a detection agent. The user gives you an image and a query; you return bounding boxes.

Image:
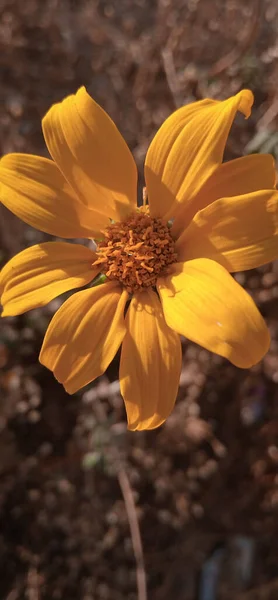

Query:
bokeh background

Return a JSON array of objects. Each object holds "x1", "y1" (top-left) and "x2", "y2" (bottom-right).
[{"x1": 1, "y1": 0, "x2": 278, "y2": 598}]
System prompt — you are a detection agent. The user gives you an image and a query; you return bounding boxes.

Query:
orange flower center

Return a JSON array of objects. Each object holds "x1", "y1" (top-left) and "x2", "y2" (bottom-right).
[{"x1": 94, "y1": 212, "x2": 177, "y2": 293}]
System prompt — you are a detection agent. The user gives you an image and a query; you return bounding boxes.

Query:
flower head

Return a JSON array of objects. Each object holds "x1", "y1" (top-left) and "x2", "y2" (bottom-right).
[{"x1": 0, "y1": 87, "x2": 277, "y2": 430}]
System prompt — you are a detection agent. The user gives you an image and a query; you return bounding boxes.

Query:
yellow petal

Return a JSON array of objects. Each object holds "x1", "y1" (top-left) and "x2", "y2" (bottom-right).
[
  {"x1": 145, "y1": 90, "x2": 253, "y2": 222},
  {"x1": 40, "y1": 282, "x2": 128, "y2": 394},
  {"x1": 157, "y1": 259, "x2": 270, "y2": 368},
  {"x1": 0, "y1": 154, "x2": 108, "y2": 238},
  {"x1": 145, "y1": 99, "x2": 217, "y2": 218},
  {"x1": 119, "y1": 289, "x2": 182, "y2": 431},
  {"x1": 42, "y1": 87, "x2": 138, "y2": 220},
  {"x1": 0, "y1": 242, "x2": 99, "y2": 316},
  {"x1": 176, "y1": 190, "x2": 278, "y2": 272},
  {"x1": 173, "y1": 153, "x2": 276, "y2": 236}
]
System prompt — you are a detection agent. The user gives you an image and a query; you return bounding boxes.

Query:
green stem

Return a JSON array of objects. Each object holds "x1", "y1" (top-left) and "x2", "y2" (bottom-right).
[{"x1": 92, "y1": 273, "x2": 107, "y2": 287}]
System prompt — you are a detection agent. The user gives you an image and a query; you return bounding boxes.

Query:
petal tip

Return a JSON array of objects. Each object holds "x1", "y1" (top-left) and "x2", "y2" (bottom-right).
[{"x1": 239, "y1": 89, "x2": 254, "y2": 119}]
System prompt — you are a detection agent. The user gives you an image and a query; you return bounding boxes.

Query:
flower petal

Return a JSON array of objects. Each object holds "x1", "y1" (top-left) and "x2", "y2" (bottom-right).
[
  {"x1": 145, "y1": 90, "x2": 253, "y2": 221},
  {"x1": 145, "y1": 99, "x2": 218, "y2": 219},
  {"x1": 119, "y1": 289, "x2": 182, "y2": 431},
  {"x1": 157, "y1": 259, "x2": 270, "y2": 368},
  {"x1": 176, "y1": 190, "x2": 278, "y2": 272},
  {"x1": 173, "y1": 153, "x2": 276, "y2": 236},
  {"x1": 0, "y1": 153, "x2": 108, "y2": 238},
  {"x1": 40, "y1": 282, "x2": 128, "y2": 394},
  {"x1": 42, "y1": 87, "x2": 138, "y2": 220},
  {"x1": 0, "y1": 242, "x2": 99, "y2": 316}
]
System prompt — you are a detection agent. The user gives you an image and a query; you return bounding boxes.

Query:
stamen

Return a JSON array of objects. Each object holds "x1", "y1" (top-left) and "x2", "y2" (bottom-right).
[
  {"x1": 93, "y1": 212, "x2": 177, "y2": 293},
  {"x1": 140, "y1": 262, "x2": 154, "y2": 273}
]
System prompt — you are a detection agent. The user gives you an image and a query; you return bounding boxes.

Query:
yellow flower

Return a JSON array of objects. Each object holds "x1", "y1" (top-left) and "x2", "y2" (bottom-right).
[{"x1": 0, "y1": 87, "x2": 277, "y2": 430}]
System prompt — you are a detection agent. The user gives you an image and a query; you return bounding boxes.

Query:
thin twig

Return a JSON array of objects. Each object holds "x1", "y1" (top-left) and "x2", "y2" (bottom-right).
[
  {"x1": 161, "y1": 47, "x2": 182, "y2": 108},
  {"x1": 117, "y1": 467, "x2": 148, "y2": 600},
  {"x1": 257, "y1": 95, "x2": 278, "y2": 130},
  {"x1": 208, "y1": 0, "x2": 261, "y2": 78},
  {"x1": 93, "y1": 396, "x2": 148, "y2": 600}
]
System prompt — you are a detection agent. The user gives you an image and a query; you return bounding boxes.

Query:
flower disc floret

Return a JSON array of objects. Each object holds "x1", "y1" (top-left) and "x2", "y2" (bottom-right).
[{"x1": 94, "y1": 212, "x2": 177, "y2": 293}]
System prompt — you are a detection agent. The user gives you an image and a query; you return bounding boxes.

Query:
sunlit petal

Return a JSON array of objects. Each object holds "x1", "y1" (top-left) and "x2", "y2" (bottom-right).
[
  {"x1": 158, "y1": 259, "x2": 270, "y2": 368},
  {"x1": 120, "y1": 289, "x2": 182, "y2": 431},
  {"x1": 173, "y1": 153, "x2": 276, "y2": 236},
  {"x1": 42, "y1": 86, "x2": 138, "y2": 220},
  {"x1": 145, "y1": 90, "x2": 253, "y2": 223},
  {"x1": 0, "y1": 153, "x2": 108, "y2": 237},
  {"x1": 40, "y1": 282, "x2": 128, "y2": 394},
  {"x1": 176, "y1": 190, "x2": 278, "y2": 272},
  {"x1": 0, "y1": 242, "x2": 98, "y2": 316}
]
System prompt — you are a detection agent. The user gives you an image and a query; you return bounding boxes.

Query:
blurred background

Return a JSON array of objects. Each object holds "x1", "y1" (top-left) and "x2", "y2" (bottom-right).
[{"x1": 1, "y1": 0, "x2": 278, "y2": 598}]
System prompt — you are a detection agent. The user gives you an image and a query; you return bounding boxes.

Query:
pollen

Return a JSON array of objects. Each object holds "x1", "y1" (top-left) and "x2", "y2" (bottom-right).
[{"x1": 93, "y1": 212, "x2": 177, "y2": 293}]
